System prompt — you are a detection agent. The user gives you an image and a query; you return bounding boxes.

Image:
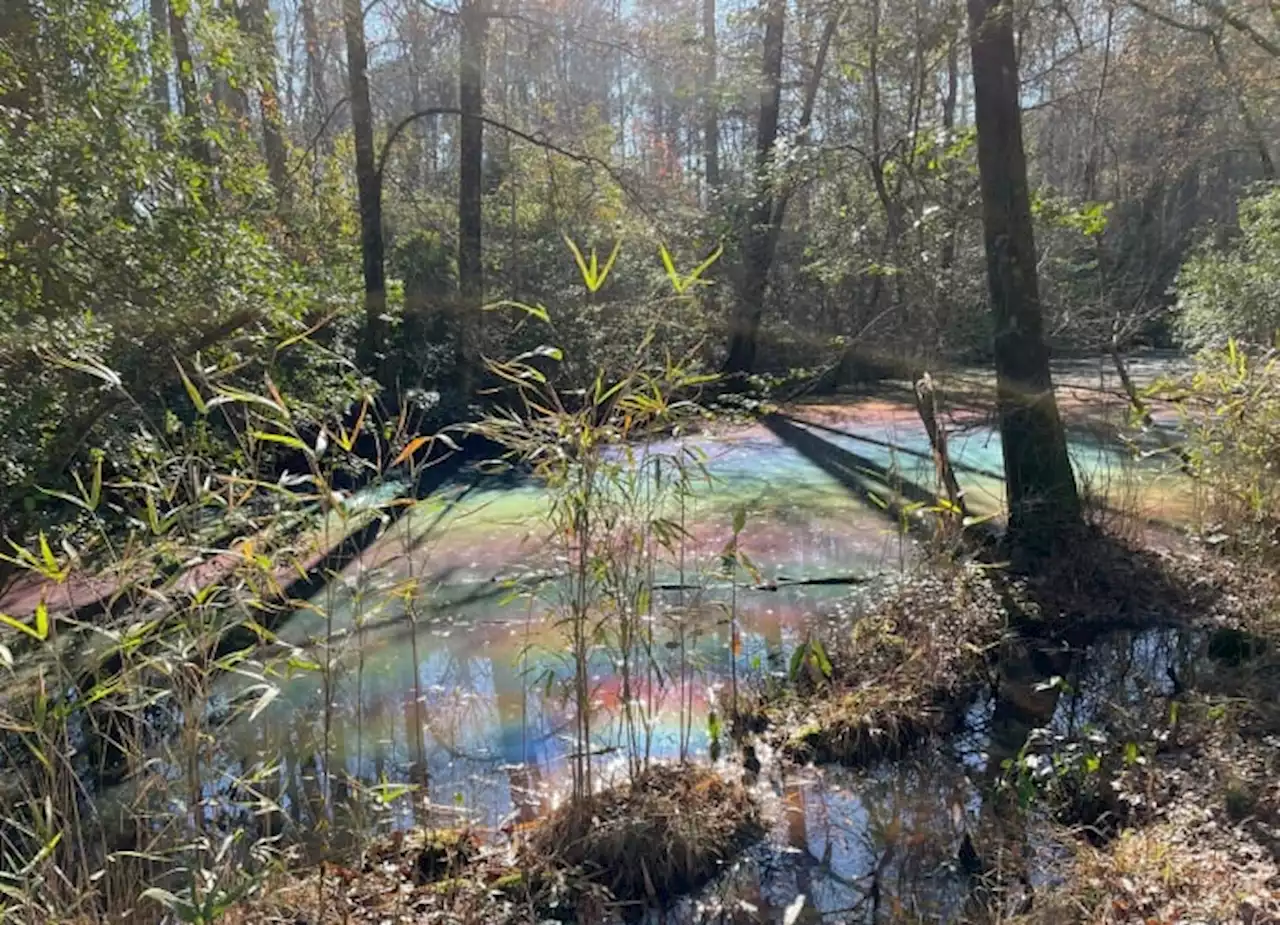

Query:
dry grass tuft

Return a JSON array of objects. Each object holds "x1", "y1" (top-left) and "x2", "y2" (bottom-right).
[
  {"x1": 231, "y1": 765, "x2": 761, "y2": 924},
  {"x1": 768, "y1": 563, "x2": 1007, "y2": 766},
  {"x1": 526, "y1": 764, "x2": 763, "y2": 911}
]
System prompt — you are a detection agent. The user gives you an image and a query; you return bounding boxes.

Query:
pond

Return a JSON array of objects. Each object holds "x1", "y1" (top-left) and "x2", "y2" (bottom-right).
[{"x1": 84, "y1": 363, "x2": 1196, "y2": 918}]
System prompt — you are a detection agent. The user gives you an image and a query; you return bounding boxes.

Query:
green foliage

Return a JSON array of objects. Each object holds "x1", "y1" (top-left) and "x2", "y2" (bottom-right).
[
  {"x1": 1156, "y1": 340, "x2": 1280, "y2": 552},
  {"x1": 1176, "y1": 186, "x2": 1280, "y2": 349},
  {"x1": 0, "y1": 0, "x2": 364, "y2": 550}
]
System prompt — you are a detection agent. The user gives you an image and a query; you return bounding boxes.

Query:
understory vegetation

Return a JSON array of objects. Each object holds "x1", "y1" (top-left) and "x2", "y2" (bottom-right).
[{"x1": 6, "y1": 0, "x2": 1280, "y2": 921}]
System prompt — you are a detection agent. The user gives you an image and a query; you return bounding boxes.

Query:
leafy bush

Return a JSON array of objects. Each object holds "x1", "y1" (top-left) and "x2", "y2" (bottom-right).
[
  {"x1": 1176, "y1": 186, "x2": 1280, "y2": 349},
  {"x1": 1158, "y1": 341, "x2": 1280, "y2": 554}
]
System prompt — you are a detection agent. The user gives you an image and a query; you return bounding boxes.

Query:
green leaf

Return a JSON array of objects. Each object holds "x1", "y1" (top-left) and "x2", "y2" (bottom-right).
[
  {"x1": 809, "y1": 639, "x2": 833, "y2": 679},
  {"x1": 659, "y1": 243, "x2": 683, "y2": 293},
  {"x1": 484, "y1": 299, "x2": 551, "y2": 323},
  {"x1": 175, "y1": 359, "x2": 208, "y2": 414},
  {"x1": 596, "y1": 240, "x2": 622, "y2": 290},
  {"x1": 732, "y1": 504, "x2": 746, "y2": 536},
  {"x1": 251, "y1": 431, "x2": 309, "y2": 453},
  {"x1": 688, "y1": 243, "x2": 724, "y2": 285},
  {"x1": 564, "y1": 234, "x2": 593, "y2": 288},
  {"x1": 0, "y1": 612, "x2": 42, "y2": 641},
  {"x1": 34, "y1": 601, "x2": 48, "y2": 641},
  {"x1": 789, "y1": 642, "x2": 808, "y2": 682}
]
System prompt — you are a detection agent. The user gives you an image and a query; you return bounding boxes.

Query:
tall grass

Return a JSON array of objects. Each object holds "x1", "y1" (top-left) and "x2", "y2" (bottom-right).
[
  {"x1": 0, "y1": 241, "x2": 735, "y2": 922},
  {"x1": 0, "y1": 360, "x2": 436, "y2": 923}
]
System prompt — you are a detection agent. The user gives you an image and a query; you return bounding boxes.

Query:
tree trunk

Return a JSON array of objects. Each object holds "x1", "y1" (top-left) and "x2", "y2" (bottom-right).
[
  {"x1": 150, "y1": 0, "x2": 171, "y2": 127},
  {"x1": 244, "y1": 0, "x2": 290, "y2": 206},
  {"x1": 300, "y1": 0, "x2": 328, "y2": 143},
  {"x1": 342, "y1": 0, "x2": 386, "y2": 367},
  {"x1": 169, "y1": 5, "x2": 212, "y2": 166},
  {"x1": 967, "y1": 0, "x2": 1081, "y2": 557},
  {"x1": 457, "y1": 0, "x2": 489, "y2": 392},
  {"x1": 935, "y1": 2, "x2": 961, "y2": 351},
  {"x1": 702, "y1": 0, "x2": 720, "y2": 194},
  {"x1": 723, "y1": 0, "x2": 785, "y2": 376}
]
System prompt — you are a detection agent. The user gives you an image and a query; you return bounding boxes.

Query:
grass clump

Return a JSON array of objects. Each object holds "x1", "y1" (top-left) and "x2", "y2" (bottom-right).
[
  {"x1": 763, "y1": 564, "x2": 1007, "y2": 767},
  {"x1": 233, "y1": 765, "x2": 761, "y2": 924},
  {"x1": 525, "y1": 764, "x2": 762, "y2": 912}
]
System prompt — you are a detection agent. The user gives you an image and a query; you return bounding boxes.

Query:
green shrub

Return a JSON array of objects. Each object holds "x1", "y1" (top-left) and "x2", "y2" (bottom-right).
[
  {"x1": 1159, "y1": 341, "x2": 1280, "y2": 553},
  {"x1": 1176, "y1": 186, "x2": 1280, "y2": 349}
]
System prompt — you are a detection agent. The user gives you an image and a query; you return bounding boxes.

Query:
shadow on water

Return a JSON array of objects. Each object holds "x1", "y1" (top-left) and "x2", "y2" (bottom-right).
[{"x1": 761, "y1": 415, "x2": 946, "y2": 530}]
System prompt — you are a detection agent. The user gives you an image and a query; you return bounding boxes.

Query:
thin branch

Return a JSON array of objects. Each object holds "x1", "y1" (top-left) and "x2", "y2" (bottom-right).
[
  {"x1": 375, "y1": 106, "x2": 640, "y2": 202},
  {"x1": 1194, "y1": 0, "x2": 1280, "y2": 57},
  {"x1": 288, "y1": 95, "x2": 351, "y2": 178},
  {"x1": 1127, "y1": 0, "x2": 1213, "y2": 35}
]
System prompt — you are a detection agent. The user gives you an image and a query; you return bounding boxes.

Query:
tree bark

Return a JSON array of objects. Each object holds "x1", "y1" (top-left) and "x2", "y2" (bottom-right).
[
  {"x1": 702, "y1": 0, "x2": 720, "y2": 194},
  {"x1": 169, "y1": 5, "x2": 212, "y2": 167},
  {"x1": 457, "y1": 0, "x2": 489, "y2": 391},
  {"x1": 723, "y1": 0, "x2": 785, "y2": 376},
  {"x1": 300, "y1": 0, "x2": 328, "y2": 147},
  {"x1": 343, "y1": 0, "x2": 386, "y2": 367},
  {"x1": 967, "y1": 0, "x2": 1081, "y2": 556},
  {"x1": 150, "y1": 0, "x2": 171, "y2": 127},
  {"x1": 244, "y1": 0, "x2": 290, "y2": 206}
]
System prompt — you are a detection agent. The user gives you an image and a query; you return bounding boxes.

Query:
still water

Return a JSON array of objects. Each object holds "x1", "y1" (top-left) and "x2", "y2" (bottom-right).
[{"x1": 202, "y1": 381, "x2": 1191, "y2": 920}]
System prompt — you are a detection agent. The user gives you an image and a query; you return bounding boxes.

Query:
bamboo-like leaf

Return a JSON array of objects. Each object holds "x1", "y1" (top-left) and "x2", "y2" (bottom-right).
[
  {"x1": 659, "y1": 243, "x2": 683, "y2": 293},
  {"x1": 0, "y1": 612, "x2": 43, "y2": 640},
  {"x1": 788, "y1": 643, "x2": 808, "y2": 682},
  {"x1": 34, "y1": 601, "x2": 48, "y2": 641},
  {"x1": 88, "y1": 455, "x2": 102, "y2": 510},
  {"x1": 38, "y1": 533, "x2": 57, "y2": 576},
  {"x1": 175, "y1": 359, "x2": 208, "y2": 414},
  {"x1": 251, "y1": 431, "x2": 309, "y2": 453},
  {"x1": 595, "y1": 240, "x2": 623, "y2": 290},
  {"x1": 809, "y1": 639, "x2": 833, "y2": 679},
  {"x1": 393, "y1": 436, "x2": 433, "y2": 468},
  {"x1": 484, "y1": 299, "x2": 551, "y2": 323},
  {"x1": 688, "y1": 243, "x2": 724, "y2": 285},
  {"x1": 564, "y1": 235, "x2": 593, "y2": 289},
  {"x1": 19, "y1": 832, "x2": 63, "y2": 876},
  {"x1": 248, "y1": 684, "x2": 280, "y2": 722}
]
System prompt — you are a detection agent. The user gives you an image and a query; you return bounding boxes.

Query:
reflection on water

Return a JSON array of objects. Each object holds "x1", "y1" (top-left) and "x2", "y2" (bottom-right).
[{"x1": 105, "y1": 391, "x2": 1196, "y2": 917}]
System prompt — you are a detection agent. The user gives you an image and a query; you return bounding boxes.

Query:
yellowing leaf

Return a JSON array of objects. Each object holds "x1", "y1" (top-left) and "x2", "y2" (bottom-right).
[{"x1": 393, "y1": 436, "x2": 432, "y2": 468}]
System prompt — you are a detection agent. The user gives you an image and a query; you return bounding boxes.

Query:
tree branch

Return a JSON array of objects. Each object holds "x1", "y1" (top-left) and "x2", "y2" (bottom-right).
[
  {"x1": 1127, "y1": 0, "x2": 1213, "y2": 35},
  {"x1": 376, "y1": 107, "x2": 642, "y2": 207},
  {"x1": 1195, "y1": 0, "x2": 1280, "y2": 57}
]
